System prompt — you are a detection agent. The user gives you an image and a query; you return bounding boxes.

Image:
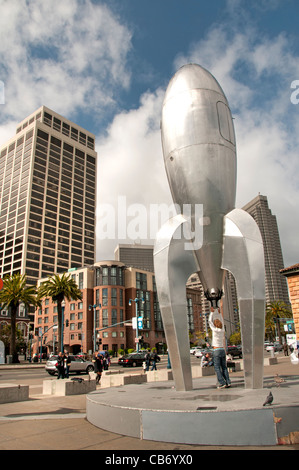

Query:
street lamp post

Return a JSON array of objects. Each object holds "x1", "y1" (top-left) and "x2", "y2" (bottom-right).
[
  {"x1": 89, "y1": 303, "x2": 101, "y2": 352},
  {"x1": 128, "y1": 297, "x2": 144, "y2": 352},
  {"x1": 60, "y1": 300, "x2": 65, "y2": 353}
]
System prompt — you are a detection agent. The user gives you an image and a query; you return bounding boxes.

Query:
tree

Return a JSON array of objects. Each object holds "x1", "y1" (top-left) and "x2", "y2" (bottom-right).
[
  {"x1": 265, "y1": 301, "x2": 292, "y2": 343},
  {"x1": 229, "y1": 331, "x2": 241, "y2": 345},
  {"x1": 0, "y1": 324, "x2": 26, "y2": 354},
  {"x1": 0, "y1": 273, "x2": 38, "y2": 362},
  {"x1": 38, "y1": 273, "x2": 82, "y2": 351}
]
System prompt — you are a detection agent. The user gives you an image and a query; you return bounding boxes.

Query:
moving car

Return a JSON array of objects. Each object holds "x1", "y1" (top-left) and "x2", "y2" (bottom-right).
[
  {"x1": 227, "y1": 346, "x2": 242, "y2": 358},
  {"x1": 118, "y1": 351, "x2": 147, "y2": 367},
  {"x1": 45, "y1": 355, "x2": 94, "y2": 375}
]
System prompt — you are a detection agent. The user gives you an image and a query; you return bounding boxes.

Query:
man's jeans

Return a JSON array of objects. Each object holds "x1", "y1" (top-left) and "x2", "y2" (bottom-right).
[{"x1": 212, "y1": 348, "x2": 231, "y2": 386}]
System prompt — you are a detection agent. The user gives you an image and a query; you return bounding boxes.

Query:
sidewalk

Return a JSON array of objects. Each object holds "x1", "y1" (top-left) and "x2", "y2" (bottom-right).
[{"x1": 0, "y1": 355, "x2": 298, "y2": 450}]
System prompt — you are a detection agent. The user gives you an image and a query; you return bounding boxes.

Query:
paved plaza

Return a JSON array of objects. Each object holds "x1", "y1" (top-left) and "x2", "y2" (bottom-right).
[{"x1": 0, "y1": 355, "x2": 298, "y2": 450}]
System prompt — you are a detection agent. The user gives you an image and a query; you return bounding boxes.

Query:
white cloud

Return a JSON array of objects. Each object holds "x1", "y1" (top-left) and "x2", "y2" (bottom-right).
[
  {"x1": 0, "y1": 0, "x2": 132, "y2": 124},
  {"x1": 95, "y1": 88, "x2": 173, "y2": 260}
]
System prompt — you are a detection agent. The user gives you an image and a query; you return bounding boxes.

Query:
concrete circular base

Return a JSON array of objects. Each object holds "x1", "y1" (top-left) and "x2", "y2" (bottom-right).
[{"x1": 86, "y1": 375, "x2": 299, "y2": 446}]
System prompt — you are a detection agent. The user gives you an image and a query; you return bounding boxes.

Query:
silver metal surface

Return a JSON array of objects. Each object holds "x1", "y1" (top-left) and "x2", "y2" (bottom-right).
[
  {"x1": 161, "y1": 63, "x2": 236, "y2": 299},
  {"x1": 154, "y1": 63, "x2": 265, "y2": 391},
  {"x1": 222, "y1": 209, "x2": 265, "y2": 389}
]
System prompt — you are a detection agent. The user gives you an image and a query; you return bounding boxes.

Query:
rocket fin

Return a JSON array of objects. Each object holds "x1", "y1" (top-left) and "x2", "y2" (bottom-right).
[
  {"x1": 154, "y1": 214, "x2": 199, "y2": 391},
  {"x1": 222, "y1": 208, "x2": 265, "y2": 389}
]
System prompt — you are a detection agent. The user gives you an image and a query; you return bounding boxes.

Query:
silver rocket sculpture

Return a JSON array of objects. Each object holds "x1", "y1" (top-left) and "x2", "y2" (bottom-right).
[{"x1": 154, "y1": 64, "x2": 265, "y2": 391}]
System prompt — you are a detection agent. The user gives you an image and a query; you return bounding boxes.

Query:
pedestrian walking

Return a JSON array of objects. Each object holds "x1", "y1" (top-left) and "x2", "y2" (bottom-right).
[
  {"x1": 56, "y1": 351, "x2": 65, "y2": 379},
  {"x1": 93, "y1": 352, "x2": 103, "y2": 384},
  {"x1": 104, "y1": 351, "x2": 110, "y2": 370},
  {"x1": 150, "y1": 350, "x2": 160, "y2": 371},
  {"x1": 64, "y1": 352, "x2": 71, "y2": 378},
  {"x1": 145, "y1": 350, "x2": 151, "y2": 371},
  {"x1": 283, "y1": 343, "x2": 289, "y2": 356}
]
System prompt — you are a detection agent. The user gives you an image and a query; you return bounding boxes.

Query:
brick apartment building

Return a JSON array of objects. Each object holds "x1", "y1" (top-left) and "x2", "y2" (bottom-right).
[{"x1": 33, "y1": 260, "x2": 202, "y2": 357}]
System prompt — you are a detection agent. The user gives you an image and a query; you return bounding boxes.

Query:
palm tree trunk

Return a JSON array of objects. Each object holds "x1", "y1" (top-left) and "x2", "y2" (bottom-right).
[
  {"x1": 9, "y1": 305, "x2": 19, "y2": 363},
  {"x1": 57, "y1": 300, "x2": 63, "y2": 353}
]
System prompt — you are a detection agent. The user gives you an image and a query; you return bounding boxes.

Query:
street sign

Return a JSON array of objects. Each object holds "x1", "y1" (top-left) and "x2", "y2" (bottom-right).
[{"x1": 0, "y1": 278, "x2": 3, "y2": 290}]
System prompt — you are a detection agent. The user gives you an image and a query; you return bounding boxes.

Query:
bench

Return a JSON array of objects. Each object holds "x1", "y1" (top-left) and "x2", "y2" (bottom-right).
[
  {"x1": 43, "y1": 378, "x2": 96, "y2": 396},
  {"x1": 0, "y1": 383, "x2": 29, "y2": 403}
]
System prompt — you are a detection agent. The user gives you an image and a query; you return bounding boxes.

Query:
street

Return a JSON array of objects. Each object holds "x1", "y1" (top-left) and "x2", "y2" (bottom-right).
[
  {"x1": 0, "y1": 351, "x2": 280, "y2": 391},
  {"x1": 0, "y1": 354, "x2": 171, "y2": 394}
]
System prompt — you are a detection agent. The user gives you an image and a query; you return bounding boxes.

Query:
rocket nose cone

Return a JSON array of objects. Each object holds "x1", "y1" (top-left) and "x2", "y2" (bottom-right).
[{"x1": 163, "y1": 64, "x2": 226, "y2": 104}]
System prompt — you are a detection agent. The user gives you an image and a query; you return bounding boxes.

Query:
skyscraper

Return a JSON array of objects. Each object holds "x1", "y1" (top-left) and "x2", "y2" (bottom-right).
[
  {"x1": 0, "y1": 106, "x2": 97, "y2": 285},
  {"x1": 242, "y1": 194, "x2": 289, "y2": 305}
]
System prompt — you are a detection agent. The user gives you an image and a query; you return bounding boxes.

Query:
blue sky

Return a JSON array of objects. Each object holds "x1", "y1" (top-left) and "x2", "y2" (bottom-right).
[{"x1": 0, "y1": 0, "x2": 298, "y2": 267}]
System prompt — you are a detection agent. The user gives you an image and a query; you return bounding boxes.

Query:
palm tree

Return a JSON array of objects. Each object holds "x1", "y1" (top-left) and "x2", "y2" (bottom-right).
[
  {"x1": 38, "y1": 273, "x2": 82, "y2": 352},
  {"x1": 0, "y1": 273, "x2": 38, "y2": 362},
  {"x1": 265, "y1": 301, "x2": 292, "y2": 343}
]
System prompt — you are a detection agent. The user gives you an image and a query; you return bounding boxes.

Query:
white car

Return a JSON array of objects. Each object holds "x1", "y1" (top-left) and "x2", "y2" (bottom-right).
[
  {"x1": 190, "y1": 347, "x2": 202, "y2": 355},
  {"x1": 194, "y1": 349, "x2": 206, "y2": 358},
  {"x1": 45, "y1": 355, "x2": 94, "y2": 375}
]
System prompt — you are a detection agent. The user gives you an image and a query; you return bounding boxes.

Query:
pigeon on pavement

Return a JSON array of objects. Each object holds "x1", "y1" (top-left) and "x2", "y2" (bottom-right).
[
  {"x1": 274, "y1": 374, "x2": 286, "y2": 387},
  {"x1": 263, "y1": 391, "x2": 273, "y2": 406}
]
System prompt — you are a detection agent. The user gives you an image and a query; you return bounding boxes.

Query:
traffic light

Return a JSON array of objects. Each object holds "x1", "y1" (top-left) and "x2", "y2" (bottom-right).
[{"x1": 65, "y1": 319, "x2": 69, "y2": 327}]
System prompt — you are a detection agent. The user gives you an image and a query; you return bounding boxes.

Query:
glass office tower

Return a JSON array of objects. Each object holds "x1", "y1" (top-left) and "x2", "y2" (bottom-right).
[
  {"x1": 243, "y1": 194, "x2": 289, "y2": 305},
  {"x1": 0, "y1": 106, "x2": 97, "y2": 285}
]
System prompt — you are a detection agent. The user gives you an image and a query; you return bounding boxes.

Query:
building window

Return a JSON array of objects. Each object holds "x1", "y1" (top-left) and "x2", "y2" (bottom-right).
[
  {"x1": 95, "y1": 309, "x2": 100, "y2": 328},
  {"x1": 79, "y1": 272, "x2": 83, "y2": 289},
  {"x1": 187, "y1": 298, "x2": 194, "y2": 331},
  {"x1": 102, "y1": 288, "x2": 108, "y2": 306},
  {"x1": 102, "y1": 267, "x2": 108, "y2": 285},
  {"x1": 136, "y1": 272, "x2": 147, "y2": 290},
  {"x1": 112, "y1": 309, "x2": 117, "y2": 325},
  {"x1": 102, "y1": 309, "x2": 108, "y2": 328},
  {"x1": 111, "y1": 288, "x2": 117, "y2": 306},
  {"x1": 111, "y1": 267, "x2": 117, "y2": 285}
]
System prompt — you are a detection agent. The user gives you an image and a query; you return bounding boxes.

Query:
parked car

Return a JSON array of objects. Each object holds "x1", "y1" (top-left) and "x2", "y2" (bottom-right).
[
  {"x1": 266, "y1": 342, "x2": 283, "y2": 352},
  {"x1": 227, "y1": 345, "x2": 242, "y2": 358},
  {"x1": 195, "y1": 348, "x2": 212, "y2": 358},
  {"x1": 45, "y1": 355, "x2": 94, "y2": 375},
  {"x1": 190, "y1": 347, "x2": 202, "y2": 355},
  {"x1": 118, "y1": 351, "x2": 148, "y2": 367}
]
